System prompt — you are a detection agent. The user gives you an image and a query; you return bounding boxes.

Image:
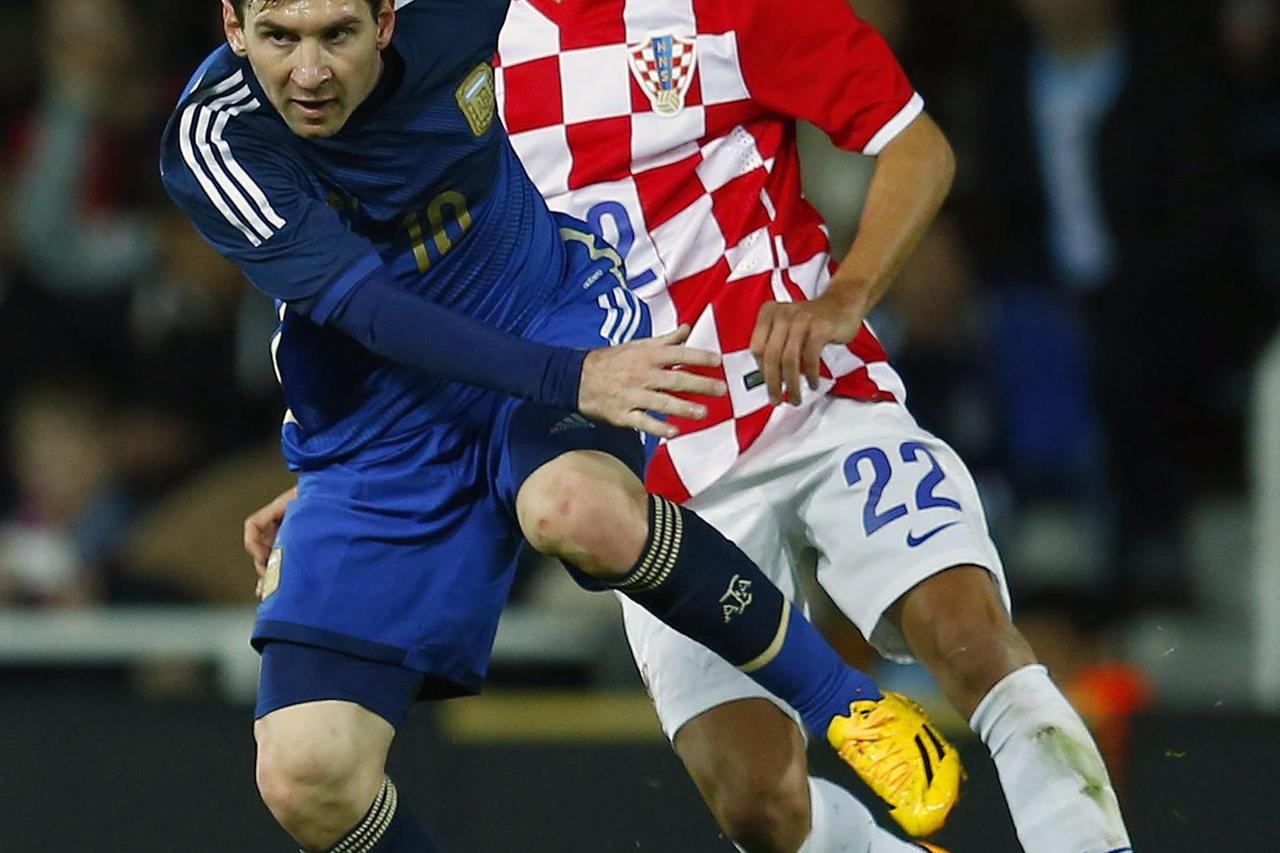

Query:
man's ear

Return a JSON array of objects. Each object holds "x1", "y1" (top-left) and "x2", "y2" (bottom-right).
[
  {"x1": 375, "y1": 0, "x2": 397, "y2": 51},
  {"x1": 223, "y1": 0, "x2": 248, "y2": 57}
]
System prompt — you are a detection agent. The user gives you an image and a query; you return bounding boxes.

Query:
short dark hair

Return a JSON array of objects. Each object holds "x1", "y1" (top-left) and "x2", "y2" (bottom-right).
[{"x1": 233, "y1": 0, "x2": 384, "y2": 21}]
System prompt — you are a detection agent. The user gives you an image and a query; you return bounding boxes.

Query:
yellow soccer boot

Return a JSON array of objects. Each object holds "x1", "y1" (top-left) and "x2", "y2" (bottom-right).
[{"x1": 826, "y1": 691, "x2": 963, "y2": 837}]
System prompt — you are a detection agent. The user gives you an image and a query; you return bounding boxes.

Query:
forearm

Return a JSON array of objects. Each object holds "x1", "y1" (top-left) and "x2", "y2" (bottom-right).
[
  {"x1": 327, "y1": 274, "x2": 587, "y2": 410},
  {"x1": 826, "y1": 112, "x2": 955, "y2": 315}
]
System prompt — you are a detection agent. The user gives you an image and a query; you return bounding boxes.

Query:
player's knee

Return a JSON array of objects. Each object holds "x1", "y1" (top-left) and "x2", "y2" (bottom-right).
[
  {"x1": 254, "y1": 720, "x2": 372, "y2": 842},
  {"x1": 257, "y1": 739, "x2": 345, "y2": 826},
  {"x1": 517, "y1": 454, "x2": 648, "y2": 574},
  {"x1": 710, "y1": 775, "x2": 810, "y2": 853}
]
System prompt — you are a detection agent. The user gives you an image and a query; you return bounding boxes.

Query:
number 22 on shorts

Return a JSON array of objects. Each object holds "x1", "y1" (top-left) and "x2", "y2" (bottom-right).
[{"x1": 843, "y1": 442, "x2": 962, "y2": 546}]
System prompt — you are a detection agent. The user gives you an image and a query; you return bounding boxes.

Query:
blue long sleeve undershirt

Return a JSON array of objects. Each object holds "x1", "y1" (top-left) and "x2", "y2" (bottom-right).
[{"x1": 325, "y1": 272, "x2": 588, "y2": 412}]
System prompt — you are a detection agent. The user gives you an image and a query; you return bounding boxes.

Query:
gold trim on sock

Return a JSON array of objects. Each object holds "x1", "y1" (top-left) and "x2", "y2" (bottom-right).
[
  {"x1": 330, "y1": 777, "x2": 397, "y2": 853},
  {"x1": 612, "y1": 496, "x2": 682, "y2": 593},
  {"x1": 739, "y1": 600, "x2": 791, "y2": 674}
]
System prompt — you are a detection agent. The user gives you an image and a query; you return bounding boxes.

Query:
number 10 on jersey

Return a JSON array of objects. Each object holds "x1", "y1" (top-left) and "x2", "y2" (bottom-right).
[{"x1": 403, "y1": 190, "x2": 472, "y2": 273}]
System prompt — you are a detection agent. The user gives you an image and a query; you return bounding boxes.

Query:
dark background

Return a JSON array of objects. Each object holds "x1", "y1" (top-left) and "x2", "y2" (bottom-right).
[{"x1": 0, "y1": 685, "x2": 1265, "y2": 850}]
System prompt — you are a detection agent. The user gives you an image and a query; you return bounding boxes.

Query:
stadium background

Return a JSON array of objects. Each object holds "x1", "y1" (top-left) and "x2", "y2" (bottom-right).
[{"x1": 1, "y1": 0, "x2": 1278, "y2": 849}]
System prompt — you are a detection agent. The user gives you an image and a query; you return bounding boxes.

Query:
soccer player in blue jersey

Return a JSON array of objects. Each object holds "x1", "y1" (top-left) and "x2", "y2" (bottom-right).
[{"x1": 163, "y1": 2, "x2": 960, "y2": 850}]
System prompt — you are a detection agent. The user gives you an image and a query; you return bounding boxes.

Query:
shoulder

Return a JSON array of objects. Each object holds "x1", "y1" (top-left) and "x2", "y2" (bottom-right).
[
  {"x1": 161, "y1": 49, "x2": 293, "y2": 185},
  {"x1": 390, "y1": 0, "x2": 509, "y2": 70},
  {"x1": 172, "y1": 45, "x2": 249, "y2": 113},
  {"x1": 160, "y1": 50, "x2": 303, "y2": 246}
]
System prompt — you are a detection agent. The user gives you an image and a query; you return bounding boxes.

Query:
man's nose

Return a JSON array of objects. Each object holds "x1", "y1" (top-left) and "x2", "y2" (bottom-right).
[{"x1": 291, "y1": 43, "x2": 333, "y2": 90}]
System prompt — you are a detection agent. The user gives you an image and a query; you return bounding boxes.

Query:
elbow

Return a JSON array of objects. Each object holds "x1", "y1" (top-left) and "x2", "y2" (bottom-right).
[{"x1": 926, "y1": 118, "x2": 957, "y2": 200}]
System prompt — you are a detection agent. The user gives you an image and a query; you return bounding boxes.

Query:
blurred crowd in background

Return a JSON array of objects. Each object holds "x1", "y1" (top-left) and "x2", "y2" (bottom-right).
[{"x1": 0, "y1": 0, "x2": 1277, "y2": 713}]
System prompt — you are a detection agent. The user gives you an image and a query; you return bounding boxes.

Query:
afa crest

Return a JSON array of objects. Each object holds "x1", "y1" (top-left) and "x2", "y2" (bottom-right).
[
  {"x1": 719, "y1": 574, "x2": 754, "y2": 624},
  {"x1": 260, "y1": 548, "x2": 283, "y2": 602},
  {"x1": 628, "y1": 34, "x2": 697, "y2": 117},
  {"x1": 456, "y1": 63, "x2": 496, "y2": 137}
]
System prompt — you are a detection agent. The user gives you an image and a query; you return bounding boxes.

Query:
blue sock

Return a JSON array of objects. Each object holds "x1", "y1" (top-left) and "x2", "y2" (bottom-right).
[
  {"x1": 320, "y1": 778, "x2": 440, "y2": 853},
  {"x1": 611, "y1": 496, "x2": 881, "y2": 737}
]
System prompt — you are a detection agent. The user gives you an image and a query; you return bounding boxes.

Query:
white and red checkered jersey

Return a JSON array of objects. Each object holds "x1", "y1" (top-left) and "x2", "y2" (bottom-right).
[{"x1": 496, "y1": 0, "x2": 920, "y2": 502}]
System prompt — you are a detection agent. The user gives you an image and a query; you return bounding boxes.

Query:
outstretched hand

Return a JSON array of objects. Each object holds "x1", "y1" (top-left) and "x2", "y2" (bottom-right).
[{"x1": 578, "y1": 325, "x2": 727, "y2": 438}]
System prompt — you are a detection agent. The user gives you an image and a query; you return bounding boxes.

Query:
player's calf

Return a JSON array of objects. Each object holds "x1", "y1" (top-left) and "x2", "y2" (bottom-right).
[
  {"x1": 717, "y1": 790, "x2": 809, "y2": 853},
  {"x1": 891, "y1": 565, "x2": 1037, "y2": 718},
  {"x1": 676, "y1": 700, "x2": 812, "y2": 853}
]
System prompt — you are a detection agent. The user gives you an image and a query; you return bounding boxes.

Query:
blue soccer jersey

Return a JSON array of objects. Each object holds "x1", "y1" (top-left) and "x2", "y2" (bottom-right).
[{"x1": 160, "y1": 0, "x2": 566, "y2": 468}]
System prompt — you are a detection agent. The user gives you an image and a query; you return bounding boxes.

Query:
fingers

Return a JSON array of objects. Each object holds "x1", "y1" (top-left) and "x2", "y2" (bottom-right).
[
  {"x1": 760, "y1": 321, "x2": 787, "y2": 406},
  {"x1": 658, "y1": 369, "x2": 727, "y2": 398},
  {"x1": 629, "y1": 411, "x2": 679, "y2": 440},
  {"x1": 642, "y1": 323, "x2": 691, "y2": 347},
  {"x1": 243, "y1": 517, "x2": 272, "y2": 576},
  {"x1": 750, "y1": 303, "x2": 782, "y2": 406},
  {"x1": 243, "y1": 486, "x2": 297, "y2": 577},
  {"x1": 635, "y1": 325, "x2": 721, "y2": 371},
  {"x1": 649, "y1": 344, "x2": 722, "y2": 371},
  {"x1": 751, "y1": 303, "x2": 831, "y2": 405},
  {"x1": 638, "y1": 388, "x2": 708, "y2": 421},
  {"x1": 802, "y1": 333, "x2": 825, "y2": 391},
  {"x1": 780, "y1": 323, "x2": 804, "y2": 407}
]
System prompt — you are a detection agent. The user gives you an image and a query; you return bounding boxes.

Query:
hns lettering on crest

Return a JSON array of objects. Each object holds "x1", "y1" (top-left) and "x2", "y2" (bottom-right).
[
  {"x1": 628, "y1": 34, "x2": 697, "y2": 117},
  {"x1": 456, "y1": 63, "x2": 495, "y2": 137}
]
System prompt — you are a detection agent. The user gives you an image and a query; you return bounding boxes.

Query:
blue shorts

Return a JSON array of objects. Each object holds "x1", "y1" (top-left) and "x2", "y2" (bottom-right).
[{"x1": 254, "y1": 221, "x2": 650, "y2": 722}]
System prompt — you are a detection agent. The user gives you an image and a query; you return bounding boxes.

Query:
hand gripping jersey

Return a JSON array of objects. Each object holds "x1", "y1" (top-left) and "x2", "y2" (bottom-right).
[
  {"x1": 496, "y1": 0, "x2": 919, "y2": 501},
  {"x1": 161, "y1": 0, "x2": 570, "y2": 468}
]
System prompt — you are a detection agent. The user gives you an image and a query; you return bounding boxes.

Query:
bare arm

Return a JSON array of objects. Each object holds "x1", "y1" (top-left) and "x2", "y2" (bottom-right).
[{"x1": 750, "y1": 112, "x2": 956, "y2": 405}]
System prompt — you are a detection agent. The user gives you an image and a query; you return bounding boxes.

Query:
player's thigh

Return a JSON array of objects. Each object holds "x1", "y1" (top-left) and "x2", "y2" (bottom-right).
[
  {"x1": 800, "y1": 401, "x2": 1011, "y2": 662},
  {"x1": 620, "y1": 482, "x2": 808, "y2": 740},
  {"x1": 258, "y1": 425, "x2": 524, "y2": 701}
]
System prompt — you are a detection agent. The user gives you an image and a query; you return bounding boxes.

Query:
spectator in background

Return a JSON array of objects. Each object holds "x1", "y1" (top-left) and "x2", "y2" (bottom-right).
[
  {"x1": 6, "y1": 0, "x2": 163, "y2": 370},
  {"x1": 1223, "y1": 0, "x2": 1280, "y2": 306},
  {"x1": 0, "y1": 0, "x2": 284, "y2": 612},
  {"x1": 958, "y1": 0, "x2": 1268, "y2": 609},
  {"x1": 0, "y1": 380, "x2": 126, "y2": 606}
]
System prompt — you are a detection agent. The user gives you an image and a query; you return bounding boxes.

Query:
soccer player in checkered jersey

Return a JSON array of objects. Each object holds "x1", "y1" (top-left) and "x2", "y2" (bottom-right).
[{"x1": 489, "y1": 1, "x2": 1133, "y2": 852}]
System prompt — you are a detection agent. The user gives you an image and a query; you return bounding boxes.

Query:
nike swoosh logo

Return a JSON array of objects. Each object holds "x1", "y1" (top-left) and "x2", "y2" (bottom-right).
[{"x1": 906, "y1": 521, "x2": 960, "y2": 548}]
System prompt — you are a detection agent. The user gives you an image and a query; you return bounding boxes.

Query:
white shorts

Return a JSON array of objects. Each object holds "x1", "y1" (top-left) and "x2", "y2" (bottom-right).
[{"x1": 620, "y1": 397, "x2": 1010, "y2": 740}]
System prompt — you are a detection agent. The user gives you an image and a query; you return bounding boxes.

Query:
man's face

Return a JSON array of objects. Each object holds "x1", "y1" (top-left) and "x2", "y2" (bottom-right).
[{"x1": 223, "y1": 0, "x2": 394, "y2": 139}]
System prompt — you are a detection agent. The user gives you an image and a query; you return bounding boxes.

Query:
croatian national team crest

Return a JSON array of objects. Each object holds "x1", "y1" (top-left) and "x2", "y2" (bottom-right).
[{"x1": 628, "y1": 34, "x2": 697, "y2": 117}]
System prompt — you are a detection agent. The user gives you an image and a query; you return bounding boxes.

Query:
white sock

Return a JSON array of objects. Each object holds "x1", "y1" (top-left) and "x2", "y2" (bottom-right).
[
  {"x1": 970, "y1": 664, "x2": 1132, "y2": 853},
  {"x1": 789, "y1": 777, "x2": 920, "y2": 853}
]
